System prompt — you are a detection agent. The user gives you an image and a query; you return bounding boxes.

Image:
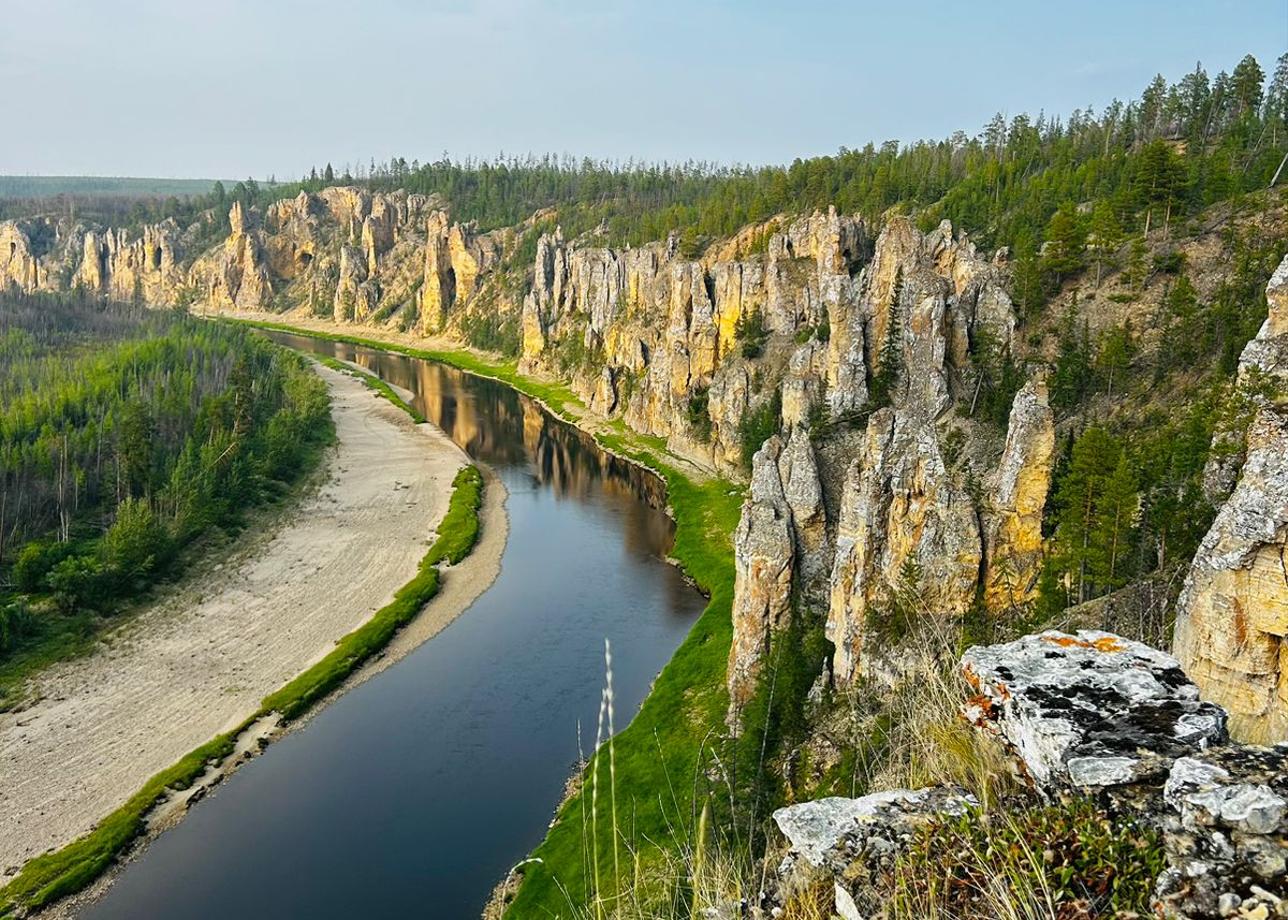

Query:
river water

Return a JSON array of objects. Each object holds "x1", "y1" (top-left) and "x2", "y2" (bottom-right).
[{"x1": 82, "y1": 333, "x2": 706, "y2": 920}]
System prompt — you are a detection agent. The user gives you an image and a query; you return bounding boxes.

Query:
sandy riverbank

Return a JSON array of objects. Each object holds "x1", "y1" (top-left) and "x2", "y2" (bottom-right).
[{"x1": 0, "y1": 363, "x2": 506, "y2": 877}]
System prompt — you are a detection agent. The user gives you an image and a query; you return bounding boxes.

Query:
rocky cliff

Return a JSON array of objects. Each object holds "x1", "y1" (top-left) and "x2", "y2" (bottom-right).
[
  {"x1": 1177, "y1": 256, "x2": 1288, "y2": 745},
  {"x1": 759, "y1": 629, "x2": 1285, "y2": 920}
]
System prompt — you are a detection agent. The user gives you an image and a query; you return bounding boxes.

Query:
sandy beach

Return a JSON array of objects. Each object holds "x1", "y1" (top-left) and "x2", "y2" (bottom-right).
[{"x1": 0, "y1": 363, "x2": 507, "y2": 877}]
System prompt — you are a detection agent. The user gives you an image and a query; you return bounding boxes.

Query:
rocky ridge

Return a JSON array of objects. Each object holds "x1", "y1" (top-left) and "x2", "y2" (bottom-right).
[{"x1": 1179, "y1": 255, "x2": 1288, "y2": 745}]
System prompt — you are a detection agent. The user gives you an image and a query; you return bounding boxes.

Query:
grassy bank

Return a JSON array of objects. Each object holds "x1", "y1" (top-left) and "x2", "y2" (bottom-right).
[
  {"x1": 260, "y1": 464, "x2": 482, "y2": 721},
  {"x1": 0, "y1": 722, "x2": 250, "y2": 915},
  {"x1": 0, "y1": 454, "x2": 486, "y2": 917},
  {"x1": 504, "y1": 437, "x2": 741, "y2": 917},
  {"x1": 313, "y1": 354, "x2": 427, "y2": 423},
  {"x1": 219, "y1": 317, "x2": 743, "y2": 918}
]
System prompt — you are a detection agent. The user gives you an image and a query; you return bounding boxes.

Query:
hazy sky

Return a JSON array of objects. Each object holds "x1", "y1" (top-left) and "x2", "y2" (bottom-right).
[{"x1": 2, "y1": 0, "x2": 1284, "y2": 179}]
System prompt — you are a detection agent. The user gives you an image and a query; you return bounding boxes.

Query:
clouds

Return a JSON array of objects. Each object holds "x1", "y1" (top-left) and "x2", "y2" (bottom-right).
[{"x1": 0, "y1": 0, "x2": 1281, "y2": 179}]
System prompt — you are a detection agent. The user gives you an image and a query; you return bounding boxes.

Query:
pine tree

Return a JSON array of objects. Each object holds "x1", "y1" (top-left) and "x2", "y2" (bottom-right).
[
  {"x1": 1088, "y1": 200, "x2": 1123, "y2": 288},
  {"x1": 1134, "y1": 141, "x2": 1185, "y2": 238},
  {"x1": 1092, "y1": 452, "x2": 1139, "y2": 591},
  {"x1": 1232, "y1": 54, "x2": 1266, "y2": 117},
  {"x1": 871, "y1": 267, "x2": 904, "y2": 407},
  {"x1": 1052, "y1": 427, "x2": 1117, "y2": 603},
  {"x1": 1096, "y1": 323, "x2": 1134, "y2": 398},
  {"x1": 1041, "y1": 203, "x2": 1086, "y2": 287}
]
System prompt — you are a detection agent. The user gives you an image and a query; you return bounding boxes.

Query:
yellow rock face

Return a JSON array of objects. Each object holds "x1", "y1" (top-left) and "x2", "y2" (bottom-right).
[
  {"x1": 420, "y1": 212, "x2": 453, "y2": 333},
  {"x1": 448, "y1": 225, "x2": 480, "y2": 303},
  {"x1": 1173, "y1": 407, "x2": 1288, "y2": 744},
  {"x1": 984, "y1": 376, "x2": 1055, "y2": 612}
]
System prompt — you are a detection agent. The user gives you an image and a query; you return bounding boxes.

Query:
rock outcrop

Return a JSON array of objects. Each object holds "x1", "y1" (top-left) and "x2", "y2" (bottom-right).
[
  {"x1": 752, "y1": 630, "x2": 1285, "y2": 920},
  {"x1": 728, "y1": 437, "x2": 797, "y2": 711},
  {"x1": 1203, "y1": 254, "x2": 1288, "y2": 503},
  {"x1": 963, "y1": 630, "x2": 1228, "y2": 789},
  {"x1": 1174, "y1": 407, "x2": 1288, "y2": 745},
  {"x1": 827, "y1": 408, "x2": 981, "y2": 685},
  {"x1": 727, "y1": 427, "x2": 827, "y2": 713},
  {"x1": 1237, "y1": 254, "x2": 1288, "y2": 385},
  {"x1": 770, "y1": 788, "x2": 977, "y2": 918},
  {"x1": 963, "y1": 629, "x2": 1286, "y2": 920},
  {"x1": 982, "y1": 374, "x2": 1055, "y2": 612}
]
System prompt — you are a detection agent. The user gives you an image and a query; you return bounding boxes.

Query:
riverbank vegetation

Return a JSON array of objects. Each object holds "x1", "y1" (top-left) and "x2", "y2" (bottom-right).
[
  {"x1": 0, "y1": 294, "x2": 332, "y2": 704},
  {"x1": 214, "y1": 320, "x2": 746, "y2": 920}
]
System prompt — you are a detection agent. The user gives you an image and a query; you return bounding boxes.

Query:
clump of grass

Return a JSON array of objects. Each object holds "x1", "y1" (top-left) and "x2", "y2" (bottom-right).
[
  {"x1": 314, "y1": 354, "x2": 426, "y2": 423},
  {"x1": 888, "y1": 799, "x2": 1165, "y2": 920},
  {"x1": 426, "y1": 466, "x2": 483, "y2": 565}
]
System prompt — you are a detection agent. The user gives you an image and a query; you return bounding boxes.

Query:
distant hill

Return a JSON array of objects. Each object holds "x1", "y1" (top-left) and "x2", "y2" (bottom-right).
[{"x1": 0, "y1": 175, "x2": 221, "y2": 199}]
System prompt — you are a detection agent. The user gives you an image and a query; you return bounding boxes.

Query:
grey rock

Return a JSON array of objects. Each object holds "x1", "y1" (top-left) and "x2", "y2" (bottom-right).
[{"x1": 962, "y1": 630, "x2": 1228, "y2": 790}]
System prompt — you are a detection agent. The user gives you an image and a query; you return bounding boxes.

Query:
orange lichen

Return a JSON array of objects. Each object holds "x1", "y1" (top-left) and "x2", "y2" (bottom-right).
[{"x1": 1041, "y1": 634, "x2": 1124, "y2": 653}]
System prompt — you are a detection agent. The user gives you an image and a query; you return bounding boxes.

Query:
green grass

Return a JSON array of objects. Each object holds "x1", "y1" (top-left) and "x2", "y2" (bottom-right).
[
  {"x1": 314, "y1": 354, "x2": 426, "y2": 423},
  {"x1": 0, "y1": 465, "x2": 486, "y2": 917},
  {"x1": 221, "y1": 318, "x2": 746, "y2": 918},
  {"x1": 426, "y1": 466, "x2": 484, "y2": 565},
  {"x1": 503, "y1": 437, "x2": 742, "y2": 917}
]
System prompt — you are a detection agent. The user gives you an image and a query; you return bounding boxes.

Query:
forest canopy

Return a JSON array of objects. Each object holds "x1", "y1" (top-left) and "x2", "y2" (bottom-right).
[{"x1": 0, "y1": 295, "x2": 332, "y2": 674}]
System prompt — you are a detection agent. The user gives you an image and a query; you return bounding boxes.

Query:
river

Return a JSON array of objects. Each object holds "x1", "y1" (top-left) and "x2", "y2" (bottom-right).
[{"x1": 81, "y1": 333, "x2": 707, "y2": 919}]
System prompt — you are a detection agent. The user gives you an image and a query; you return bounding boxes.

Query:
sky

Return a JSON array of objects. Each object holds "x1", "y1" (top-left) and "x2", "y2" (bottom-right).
[{"x1": 1, "y1": 0, "x2": 1284, "y2": 180}]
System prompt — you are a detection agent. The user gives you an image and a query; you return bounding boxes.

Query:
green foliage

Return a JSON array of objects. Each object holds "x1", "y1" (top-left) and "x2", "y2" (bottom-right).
[
  {"x1": 735, "y1": 307, "x2": 768, "y2": 359},
  {"x1": 459, "y1": 310, "x2": 521, "y2": 357},
  {"x1": 0, "y1": 295, "x2": 332, "y2": 674},
  {"x1": 966, "y1": 323, "x2": 1022, "y2": 427},
  {"x1": 738, "y1": 391, "x2": 782, "y2": 470},
  {"x1": 1039, "y1": 427, "x2": 1139, "y2": 612},
  {"x1": 0, "y1": 602, "x2": 33, "y2": 655},
  {"x1": 731, "y1": 602, "x2": 830, "y2": 843},
  {"x1": 870, "y1": 270, "x2": 905, "y2": 408},
  {"x1": 891, "y1": 799, "x2": 1165, "y2": 919},
  {"x1": 865, "y1": 557, "x2": 924, "y2": 644},
  {"x1": 1041, "y1": 202, "x2": 1087, "y2": 286},
  {"x1": 426, "y1": 466, "x2": 484, "y2": 566},
  {"x1": 1049, "y1": 306, "x2": 1094, "y2": 412},
  {"x1": 686, "y1": 385, "x2": 713, "y2": 443}
]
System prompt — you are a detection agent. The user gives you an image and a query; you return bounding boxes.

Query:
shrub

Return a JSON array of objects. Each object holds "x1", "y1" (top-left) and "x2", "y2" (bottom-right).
[
  {"x1": 736, "y1": 308, "x2": 769, "y2": 359},
  {"x1": 890, "y1": 799, "x2": 1165, "y2": 919},
  {"x1": 100, "y1": 498, "x2": 171, "y2": 586},
  {"x1": 12, "y1": 540, "x2": 76, "y2": 593},
  {"x1": 687, "y1": 385, "x2": 713, "y2": 442},
  {"x1": 46, "y1": 554, "x2": 107, "y2": 612},
  {"x1": 738, "y1": 390, "x2": 781, "y2": 469},
  {"x1": 0, "y1": 601, "x2": 34, "y2": 654}
]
